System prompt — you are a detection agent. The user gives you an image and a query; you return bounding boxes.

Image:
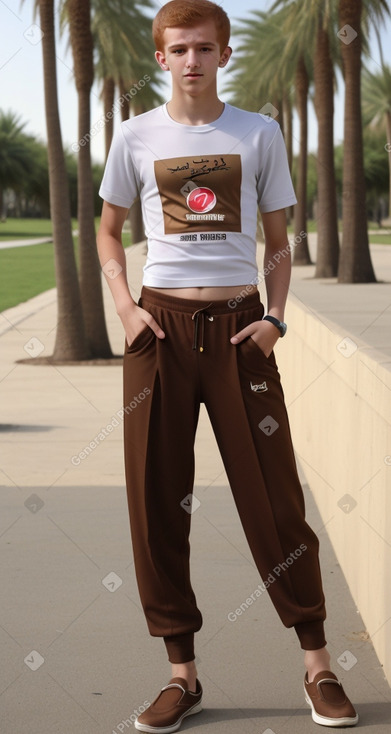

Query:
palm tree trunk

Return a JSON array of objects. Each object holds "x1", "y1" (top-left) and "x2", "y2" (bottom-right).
[
  {"x1": 278, "y1": 97, "x2": 284, "y2": 139},
  {"x1": 68, "y1": 0, "x2": 113, "y2": 356},
  {"x1": 338, "y1": 0, "x2": 376, "y2": 282},
  {"x1": 125, "y1": 94, "x2": 145, "y2": 243},
  {"x1": 282, "y1": 95, "x2": 293, "y2": 225},
  {"x1": 128, "y1": 196, "x2": 145, "y2": 244},
  {"x1": 117, "y1": 77, "x2": 145, "y2": 242},
  {"x1": 314, "y1": 22, "x2": 340, "y2": 277},
  {"x1": 39, "y1": 0, "x2": 88, "y2": 360},
  {"x1": 77, "y1": 89, "x2": 112, "y2": 355},
  {"x1": 103, "y1": 75, "x2": 115, "y2": 161},
  {"x1": 293, "y1": 55, "x2": 312, "y2": 265},
  {"x1": 119, "y1": 78, "x2": 130, "y2": 121},
  {"x1": 386, "y1": 110, "x2": 391, "y2": 219}
]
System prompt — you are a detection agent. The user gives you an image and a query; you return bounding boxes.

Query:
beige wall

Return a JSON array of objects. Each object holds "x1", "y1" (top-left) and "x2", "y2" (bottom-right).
[{"x1": 277, "y1": 297, "x2": 391, "y2": 684}]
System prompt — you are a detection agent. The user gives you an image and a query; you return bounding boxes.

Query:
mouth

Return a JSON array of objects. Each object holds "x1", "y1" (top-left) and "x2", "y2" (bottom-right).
[{"x1": 185, "y1": 73, "x2": 203, "y2": 78}]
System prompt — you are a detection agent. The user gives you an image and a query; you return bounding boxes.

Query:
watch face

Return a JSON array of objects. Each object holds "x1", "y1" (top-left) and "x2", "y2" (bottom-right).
[{"x1": 280, "y1": 322, "x2": 287, "y2": 337}]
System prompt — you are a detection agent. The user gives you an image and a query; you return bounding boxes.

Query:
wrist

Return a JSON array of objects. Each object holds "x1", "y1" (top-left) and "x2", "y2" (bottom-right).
[
  {"x1": 262, "y1": 314, "x2": 287, "y2": 337},
  {"x1": 116, "y1": 297, "x2": 137, "y2": 317},
  {"x1": 266, "y1": 306, "x2": 286, "y2": 322}
]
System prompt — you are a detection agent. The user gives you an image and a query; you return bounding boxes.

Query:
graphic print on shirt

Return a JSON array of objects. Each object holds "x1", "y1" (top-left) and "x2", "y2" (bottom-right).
[{"x1": 154, "y1": 154, "x2": 242, "y2": 235}]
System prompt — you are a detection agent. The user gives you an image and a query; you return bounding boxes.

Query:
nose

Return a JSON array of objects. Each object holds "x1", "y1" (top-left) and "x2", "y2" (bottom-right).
[{"x1": 186, "y1": 50, "x2": 200, "y2": 69}]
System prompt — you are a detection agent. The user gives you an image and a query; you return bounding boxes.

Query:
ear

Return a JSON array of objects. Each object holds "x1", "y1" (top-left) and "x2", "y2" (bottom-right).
[
  {"x1": 155, "y1": 50, "x2": 170, "y2": 71},
  {"x1": 218, "y1": 46, "x2": 232, "y2": 68}
]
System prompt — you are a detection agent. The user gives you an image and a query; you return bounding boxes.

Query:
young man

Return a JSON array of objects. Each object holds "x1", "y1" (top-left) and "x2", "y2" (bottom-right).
[{"x1": 97, "y1": 1, "x2": 358, "y2": 730}]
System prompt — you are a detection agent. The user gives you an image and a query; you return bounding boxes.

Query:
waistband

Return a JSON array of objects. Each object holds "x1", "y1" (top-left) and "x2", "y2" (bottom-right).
[{"x1": 140, "y1": 286, "x2": 262, "y2": 315}]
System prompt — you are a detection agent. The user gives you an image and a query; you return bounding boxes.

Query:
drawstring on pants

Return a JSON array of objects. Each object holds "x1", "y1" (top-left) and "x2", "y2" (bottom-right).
[{"x1": 191, "y1": 303, "x2": 214, "y2": 352}]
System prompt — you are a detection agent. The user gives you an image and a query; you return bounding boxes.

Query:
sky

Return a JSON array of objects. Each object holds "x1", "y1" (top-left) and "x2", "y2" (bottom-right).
[{"x1": 1, "y1": 0, "x2": 391, "y2": 165}]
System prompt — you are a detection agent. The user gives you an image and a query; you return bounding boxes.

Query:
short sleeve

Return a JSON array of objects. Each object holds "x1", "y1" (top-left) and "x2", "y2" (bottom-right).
[
  {"x1": 257, "y1": 125, "x2": 297, "y2": 213},
  {"x1": 99, "y1": 124, "x2": 139, "y2": 208}
]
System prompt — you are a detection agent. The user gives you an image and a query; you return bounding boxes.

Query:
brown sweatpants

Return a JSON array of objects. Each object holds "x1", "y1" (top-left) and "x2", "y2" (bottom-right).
[{"x1": 123, "y1": 287, "x2": 326, "y2": 663}]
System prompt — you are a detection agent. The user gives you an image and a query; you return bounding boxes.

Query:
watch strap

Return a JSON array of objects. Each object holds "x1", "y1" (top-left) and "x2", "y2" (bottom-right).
[{"x1": 262, "y1": 314, "x2": 286, "y2": 337}]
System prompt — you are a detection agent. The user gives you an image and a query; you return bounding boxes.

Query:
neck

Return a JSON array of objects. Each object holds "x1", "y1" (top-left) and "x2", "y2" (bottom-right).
[{"x1": 167, "y1": 86, "x2": 224, "y2": 125}]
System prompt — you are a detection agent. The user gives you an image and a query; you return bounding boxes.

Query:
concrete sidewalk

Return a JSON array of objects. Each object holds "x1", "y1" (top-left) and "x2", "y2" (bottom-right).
[
  {"x1": 286, "y1": 236, "x2": 391, "y2": 367},
  {"x1": 0, "y1": 229, "x2": 79, "y2": 249},
  {"x1": 0, "y1": 236, "x2": 53, "y2": 249},
  {"x1": 1, "y1": 240, "x2": 391, "y2": 733}
]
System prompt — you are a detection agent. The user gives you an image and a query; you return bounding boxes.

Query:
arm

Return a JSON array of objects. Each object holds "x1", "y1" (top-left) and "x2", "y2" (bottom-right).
[
  {"x1": 96, "y1": 200, "x2": 165, "y2": 346},
  {"x1": 230, "y1": 208, "x2": 290, "y2": 356},
  {"x1": 260, "y1": 208, "x2": 291, "y2": 321}
]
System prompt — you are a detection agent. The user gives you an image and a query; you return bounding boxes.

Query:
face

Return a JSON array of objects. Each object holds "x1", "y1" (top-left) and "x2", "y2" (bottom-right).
[{"x1": 155, "y1": 20, "x2": 231, "y2": 96}]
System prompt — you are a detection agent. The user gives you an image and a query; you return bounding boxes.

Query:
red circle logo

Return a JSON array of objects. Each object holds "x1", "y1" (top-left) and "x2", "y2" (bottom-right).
[{"x1": 187, "y1": 187, "x2": 217, "y2": 213}]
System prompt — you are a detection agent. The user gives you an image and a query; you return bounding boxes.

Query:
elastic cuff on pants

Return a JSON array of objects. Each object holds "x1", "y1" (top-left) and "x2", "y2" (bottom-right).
[
  {"x1": 164, "y1": 633, "x2": 195, "y2": 663},
  {"x1": 295, "y1": 620, "x2": 327, "y2": 650}
]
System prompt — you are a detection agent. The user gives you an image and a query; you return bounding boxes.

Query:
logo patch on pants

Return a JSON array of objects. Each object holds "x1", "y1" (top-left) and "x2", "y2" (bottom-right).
[{"x1": 250, "y1": 381, "x2": 268, "y2": 393}]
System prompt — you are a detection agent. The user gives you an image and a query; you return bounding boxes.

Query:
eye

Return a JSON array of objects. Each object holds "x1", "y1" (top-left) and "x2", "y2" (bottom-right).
[
  {"x1": 173, "y1": 48, "x2": 185, "y2": 54},
  {"x1": 201, "y1": 47, "x2": 212, "y2": 52}
]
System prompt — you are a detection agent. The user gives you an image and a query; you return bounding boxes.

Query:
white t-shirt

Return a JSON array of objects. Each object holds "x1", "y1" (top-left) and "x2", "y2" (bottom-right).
[{"x1": 99, "y1": 103, "x2": 297, "y2": 287}]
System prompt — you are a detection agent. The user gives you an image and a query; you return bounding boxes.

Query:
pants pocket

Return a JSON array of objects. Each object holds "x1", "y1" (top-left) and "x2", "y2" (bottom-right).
[
  {"x1": 238, "y1": 335, "x2": 277, "y2": 371},
  {"x1": 248, "y1": 334, "x2": 269, "y2": 359},
  {"x1": 125, "y1": 325, "x2": 155, "y2": 354}
]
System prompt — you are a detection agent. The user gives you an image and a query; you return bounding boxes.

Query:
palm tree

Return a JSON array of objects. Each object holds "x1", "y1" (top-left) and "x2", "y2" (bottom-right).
[
  {"x1": 338, "y1": 0, "x2": 372, "y2": 282},
  {"x1": 282, "y1": 92, "x2": 294, "y2": 223},
  {"x1": 0, "y1": 112, "x2": 35, "y2": 220},
  {"x1": 0, "y1": 118, "x2": 50, "y2": 217},
  {"x1": 312, "y1": 3, "x2": 340, "y2": 277},
  {"x1": 37, "y1": 0, "x2": 88, "y2": 360},
  {"x1": 337, "y1": 0, "x2": 388, "y2": 282},
  {"x1": 22, "y1": 135, "x2": 50, "y2": 218},
  {"x1": 271, "y1": 0, "x2": 340, "y2": 275},
  {"x1": 272, "y1": 0, "x2": 389, "y2": 279},
  {"x1": 100, "y1": 76, "x2": 115, "y2": 162},
  {"x1": 66, "y1": 0, "x2": 112, "y2": 356},
  {"x1": 362, "y1": 64, "x2": 391, "y2": 220},
  {"x1": 363, "y1": 126, "x2": 390, "y2": 220},
  {"x1": 92, "y1": 0, "x2": 163, "y2": 245},
  {"x1": 92, "y1": 0, "x2": 162, "y2": 156},
  {"x1": 118, "y1": 59, "x2": 164, "y2": 244},
  {"x1": 293, "y1": 53, "x2": 311, "y2": 264},
  {"x1": 226, "y1": 9, "x2": 313, "y2": 264}
]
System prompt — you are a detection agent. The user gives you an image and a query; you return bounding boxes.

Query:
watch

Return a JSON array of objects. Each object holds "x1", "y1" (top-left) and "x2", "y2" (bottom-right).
[{"x1": 262, "y1": 314, "x2": 287, "y2": 337}]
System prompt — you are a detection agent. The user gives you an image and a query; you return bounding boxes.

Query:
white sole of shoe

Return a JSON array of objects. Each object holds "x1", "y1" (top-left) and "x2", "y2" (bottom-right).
[
  {"x1": 304, "y1": 686, "x2": 359, "y2": 727},
  {"x1": 134, "y1": 701, "x2": 203, "y2": 733}
]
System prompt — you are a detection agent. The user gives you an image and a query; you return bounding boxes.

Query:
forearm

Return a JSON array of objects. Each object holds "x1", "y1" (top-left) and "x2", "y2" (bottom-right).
[
  {"x1": 263, "y1": 241, "x2": 291, "y2": 321},
  {"x1": 96, "y1": 229, "x2": 136, "y2": 315},
  {"x1": 96, "y1": 201, "x2": 164, "y2": 343},
  {"x1": 231, "y1": 235, "x2": 291, "y2": 354},
  {"x1": 260, "y1": 209, "x2": 292, "y2": 321}
]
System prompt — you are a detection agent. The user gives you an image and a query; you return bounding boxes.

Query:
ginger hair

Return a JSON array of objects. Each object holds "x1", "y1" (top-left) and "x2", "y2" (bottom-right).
[{"x1": 152, "y1": 0, "x2": 230, "y2": 53}]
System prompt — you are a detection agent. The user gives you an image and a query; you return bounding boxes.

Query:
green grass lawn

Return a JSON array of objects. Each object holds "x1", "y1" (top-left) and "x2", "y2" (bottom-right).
[
  {"x1": 0, "y1": 218, "x2": 131, "y2": 312},
  {"x1": 0, "y1": 242, "x2": 57, "y2": 311},
  {"x1": 287, "y1": 220, "x2": 318, "y2": 234},
  {"x1": 0, "y1": 218, "x2": 62, "y2": 240},
  {"x1": 368, "y1": 233, "x2": 391, "y2": 245}
]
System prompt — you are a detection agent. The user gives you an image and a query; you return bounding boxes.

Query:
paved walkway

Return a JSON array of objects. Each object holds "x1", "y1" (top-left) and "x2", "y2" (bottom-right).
[
  {"x1": 0, "y1": 230, "x2": 79, "y2": 249},
  {"x1": 287, "y1": 236, "x2": 391, "y2": 366},
  {"x1": 0, "y1": 236, "x2": 53, "y2": 249},
  {"x1": 1, "y1": 238, "x2": 391, "y2": 733}
]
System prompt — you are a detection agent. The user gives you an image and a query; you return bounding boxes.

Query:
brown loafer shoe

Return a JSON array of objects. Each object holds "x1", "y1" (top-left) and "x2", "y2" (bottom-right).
[
  {"x1": 304, "y1": 670, "x2": 358, "y2": 727},
  {"x1": 134, "y1": 676, "x2": 203, "y2": 733}
]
